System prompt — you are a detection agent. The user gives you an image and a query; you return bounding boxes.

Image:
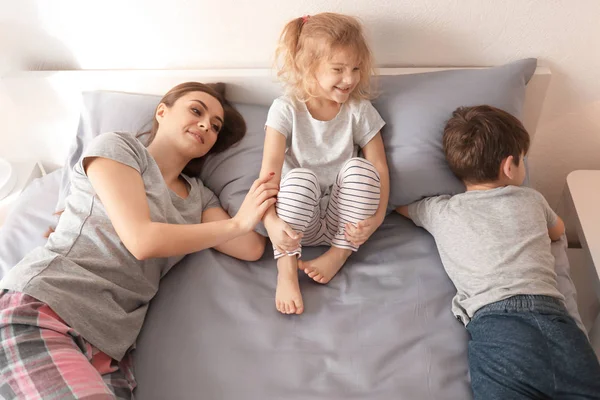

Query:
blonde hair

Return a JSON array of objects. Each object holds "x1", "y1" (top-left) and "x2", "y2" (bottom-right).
[{"x1": 275, "y1": 12, "x2": 375, "y2": 102}]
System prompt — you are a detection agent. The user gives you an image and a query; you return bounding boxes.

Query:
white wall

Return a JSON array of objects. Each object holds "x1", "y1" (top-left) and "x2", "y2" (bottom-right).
[{"x1": 1, "y1": 0, "x2": 599, "y2": 218}]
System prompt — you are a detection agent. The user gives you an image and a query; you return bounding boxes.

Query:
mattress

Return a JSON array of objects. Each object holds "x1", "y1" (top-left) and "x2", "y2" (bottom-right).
[{"x1": 0, "y1": 171, "x2": 584, "y2": 399}]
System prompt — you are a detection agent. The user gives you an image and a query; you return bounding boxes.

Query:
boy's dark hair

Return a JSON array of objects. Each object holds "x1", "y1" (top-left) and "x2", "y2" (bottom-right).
[{"x1": 443, "y1": 105, "x2": 530, "y2": 184}]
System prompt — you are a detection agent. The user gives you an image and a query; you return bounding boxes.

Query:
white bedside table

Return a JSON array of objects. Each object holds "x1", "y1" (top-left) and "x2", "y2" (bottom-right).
[
  {"x1": 565, "y1": 170, "x2": 600, "y2": 355},
  {"x1": 0, "y1": 159, "x2": 44, "y2": 226}
]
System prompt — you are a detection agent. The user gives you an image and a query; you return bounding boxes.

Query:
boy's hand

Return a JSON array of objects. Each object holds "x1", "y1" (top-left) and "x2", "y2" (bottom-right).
[
  {"x1": 344, "y1": 215, "x2": 383, "y2": 247},
  {"x1": 265, "y1": 215, "x2": 303, "y2": 253}
]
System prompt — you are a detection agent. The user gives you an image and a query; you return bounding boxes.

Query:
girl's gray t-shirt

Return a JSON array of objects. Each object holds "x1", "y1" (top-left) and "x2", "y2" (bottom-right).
[
  {"x1": 265, "y1": 95, "x2": 385, "y2": 195},
  {"x1": 0, "y1": 132, "x2": 220, "y2": 361}
]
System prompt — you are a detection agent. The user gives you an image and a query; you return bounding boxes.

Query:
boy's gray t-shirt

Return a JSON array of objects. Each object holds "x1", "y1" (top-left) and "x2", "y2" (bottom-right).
[
  {"x1": 0, "y1": 132, "x2": 220, "y2": 360},
  {"x1": 408, "y1": 186, "x2": 564, "y2": 325},
  {"x1": 265, "y1": 95, "x2": 385, "y2": 194}
]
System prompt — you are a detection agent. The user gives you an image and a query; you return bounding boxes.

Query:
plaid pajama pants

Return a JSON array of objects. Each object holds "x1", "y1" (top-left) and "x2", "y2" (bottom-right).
[
  {"x1": 274, "y1": 157, "x2": 381, "y2": 259},
  {"x1": 0, "y1": 290, "x2": 136, "y2": 400}
]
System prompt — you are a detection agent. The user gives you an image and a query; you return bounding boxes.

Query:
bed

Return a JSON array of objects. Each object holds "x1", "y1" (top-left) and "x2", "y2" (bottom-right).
[{"x1": 0, "y1": 60, "x2": 585, "y2": 399}]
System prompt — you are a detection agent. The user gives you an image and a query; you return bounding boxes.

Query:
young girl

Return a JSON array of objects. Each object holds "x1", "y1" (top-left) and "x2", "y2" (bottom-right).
[
  {"x1": 0, "y1": 82, "x2": 277, "y2": 399},
  {"x1": 261, "y1": 13, "x2": 390, "y2": 315}
]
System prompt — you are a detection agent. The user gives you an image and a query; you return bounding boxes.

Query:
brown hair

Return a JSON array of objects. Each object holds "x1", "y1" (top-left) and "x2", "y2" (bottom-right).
[
  {"x1": 139, "y1": 82, "x2": 246, "y2": 176},
  {"x1": 275, "y1": 12, "x2": 374, "y2": 101},
  {"x1": 443, "y1": 105, "x2": 530, "y2": 184}
]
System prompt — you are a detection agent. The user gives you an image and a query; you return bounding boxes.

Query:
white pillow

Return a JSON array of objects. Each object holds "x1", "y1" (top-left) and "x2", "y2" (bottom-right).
[{"x1": 0, "y1": 169, "x2": 61, "y2": 278}]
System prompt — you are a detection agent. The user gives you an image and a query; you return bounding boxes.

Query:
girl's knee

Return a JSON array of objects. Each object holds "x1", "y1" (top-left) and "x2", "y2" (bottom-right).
[
  {"x1": 282, "y1": 168, "x2": 318, "y2": 184},
  {"x1": 342, "y1": 157, "x2": 375, "y2": 170},
  {"x1": 280, "y1": 168, "x2": 320, "y2": 201},
  {"x1": 339, "y1": 158, "x2": 380, "y2": 186}
]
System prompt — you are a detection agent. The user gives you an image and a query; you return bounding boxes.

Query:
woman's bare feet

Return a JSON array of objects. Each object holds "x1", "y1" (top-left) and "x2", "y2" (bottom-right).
[
  {"x1": 298, "y1": 247, "x2": 352, "y2": 284},
  {"x1": 275, "y1": 256, "x2": 304, "y2": 315}
]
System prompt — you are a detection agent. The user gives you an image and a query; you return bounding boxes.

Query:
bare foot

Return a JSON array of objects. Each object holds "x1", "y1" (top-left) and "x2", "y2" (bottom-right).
[
  {"x1": 298, "y1": 247, "x2": 352, "y2": 284},
  {"x1": 275, "y1": 256, "x2": 304, "y2": 315}
]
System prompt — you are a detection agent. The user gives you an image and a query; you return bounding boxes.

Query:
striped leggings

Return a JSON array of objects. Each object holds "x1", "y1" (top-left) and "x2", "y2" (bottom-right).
[{"x1": 274, "y1": 157, "x2": 380, "y2": 259}]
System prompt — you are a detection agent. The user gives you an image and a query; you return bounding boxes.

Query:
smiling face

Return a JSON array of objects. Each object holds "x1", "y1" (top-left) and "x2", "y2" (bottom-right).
[
  {"x1": 312, "y1": 46, "x2": 361, "y2": 104},
  {"x1": 155, "y1": 91, "x2": 225, "y2": 159}
]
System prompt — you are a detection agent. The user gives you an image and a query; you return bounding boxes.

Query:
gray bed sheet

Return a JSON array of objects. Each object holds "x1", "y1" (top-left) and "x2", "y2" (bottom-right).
[
  {"x1": 0, "y1": 171, "x2": 583, "y2": 399},
  {"x1": 134, "y1": 214, "x2": 472, "y2": 399}
]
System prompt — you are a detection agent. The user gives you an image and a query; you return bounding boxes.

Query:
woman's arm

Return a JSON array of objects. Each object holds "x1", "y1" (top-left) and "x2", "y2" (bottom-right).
[
  {"x1": 362, "y1": 132, "x2": 390, "y2": 223},
  {"x1": 201, "y1": 206, "x2": 266, "y2": 261},
  {"x1": 86, "y1": 157, "x2": 276, "y2": 260}
]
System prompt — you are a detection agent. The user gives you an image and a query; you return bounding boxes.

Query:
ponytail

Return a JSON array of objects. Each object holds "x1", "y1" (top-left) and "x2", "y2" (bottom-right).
[{"x1": 275, "y1": 17, "x2": 305, "y2": 83}]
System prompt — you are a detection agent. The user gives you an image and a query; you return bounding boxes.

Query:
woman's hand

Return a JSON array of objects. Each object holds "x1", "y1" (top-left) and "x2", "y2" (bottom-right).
[
  {"x1": 264, "y1": 214, "x2": 303, "y2": 254},
  {"x1": 233, "y1": 174, "x2": 279, "y2": 233}
]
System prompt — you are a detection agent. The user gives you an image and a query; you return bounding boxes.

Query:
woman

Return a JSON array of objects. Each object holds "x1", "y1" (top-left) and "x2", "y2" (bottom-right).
[{"x1": 0, "y1": 82, "x2": 277, "y2": 399}]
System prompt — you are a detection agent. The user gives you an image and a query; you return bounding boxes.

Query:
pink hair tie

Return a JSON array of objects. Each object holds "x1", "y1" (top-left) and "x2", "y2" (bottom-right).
[{"x1": 301, "y1": 15, "x2": 310, "y2": 24}]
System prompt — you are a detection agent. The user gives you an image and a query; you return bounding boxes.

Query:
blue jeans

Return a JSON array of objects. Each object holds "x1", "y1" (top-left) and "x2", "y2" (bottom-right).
[{"x1": 467, "y1": 295, "x2": 600, "y2": 400}]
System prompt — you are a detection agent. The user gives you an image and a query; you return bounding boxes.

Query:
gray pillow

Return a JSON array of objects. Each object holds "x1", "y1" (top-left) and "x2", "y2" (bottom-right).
[
  {"x1": 58, "y1": 59, "x2": 536, "y2": 223},
  {"x1": 56, "y1": 91, "x2": 269, "y2": 235},
  {"x1": 57, "y1": 91, "x2": 160, "y2": 211},
  {"x1": 373, "y1": 58, "x2": 537, "y2": 207}
]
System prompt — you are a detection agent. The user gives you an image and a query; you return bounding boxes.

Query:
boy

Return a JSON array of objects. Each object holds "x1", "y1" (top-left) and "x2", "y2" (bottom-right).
[{"x1": 396, "y1": 105, "x2": 600, "y2": 399}]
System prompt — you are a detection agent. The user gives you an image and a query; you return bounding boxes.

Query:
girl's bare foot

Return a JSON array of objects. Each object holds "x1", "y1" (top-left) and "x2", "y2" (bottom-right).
[
  {"x1": 275, "y1": 256, "x2": 304, "y2": 314},
  {"x1": 298, "y1": 247, "x2": 352, "y2": 284}
]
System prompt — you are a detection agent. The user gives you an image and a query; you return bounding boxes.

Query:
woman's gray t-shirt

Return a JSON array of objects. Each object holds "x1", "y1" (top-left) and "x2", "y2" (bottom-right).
[{"x1": 0, "y1": 132, "x2": 220, "y2": 360}]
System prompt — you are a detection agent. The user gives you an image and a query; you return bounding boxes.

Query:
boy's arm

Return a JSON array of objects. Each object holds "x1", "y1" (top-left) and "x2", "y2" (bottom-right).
[
  {"x1": 539, "y1": 191, "x2": 565, "y2": 242},
  {"x1": 548, "y1": 215, "x2": 566, "y2": 242},
  {"x1": 395, "y1": 196, "x2": 450, "y2": 231},
  {"x1": 395, "y1": 205, "x2": 410, "y2": 219}
]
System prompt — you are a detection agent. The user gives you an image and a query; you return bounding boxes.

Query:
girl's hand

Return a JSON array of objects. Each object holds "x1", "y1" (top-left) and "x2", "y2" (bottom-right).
[
  {"x1": 233, "y1": 174, "x2": 279, "y2": 233},
  {"x1": 265, "y1": 216, "x2": 303, "y2": 254},
  {"x1": 344, "y1": 215, "x2": 383, "y2": 247}
]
